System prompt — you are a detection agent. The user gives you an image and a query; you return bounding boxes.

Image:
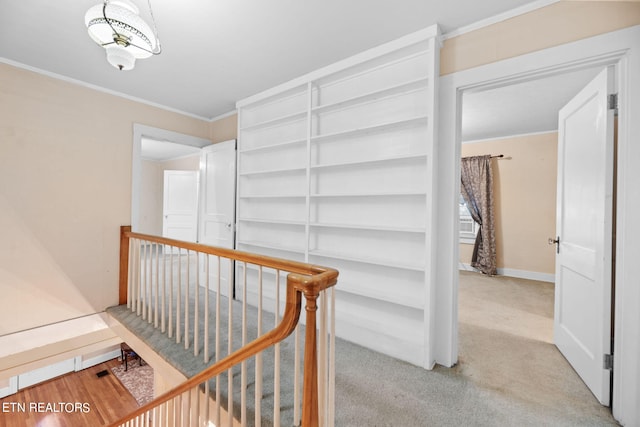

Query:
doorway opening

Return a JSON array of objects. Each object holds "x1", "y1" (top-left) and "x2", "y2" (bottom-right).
[
  {"x1": 456, "y1": 64, "x2": 618, "y2": 408},
  {"x1": 131, "y1": 124, "x2": 212, "y2": 236}
]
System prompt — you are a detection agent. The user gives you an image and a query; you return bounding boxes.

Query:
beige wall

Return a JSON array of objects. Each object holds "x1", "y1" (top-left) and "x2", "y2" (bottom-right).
[
  {"x1": 460, "y1": 133, "x2": 558, "y2": 275},
  {"x1": 210, "y1": 113, "x2": 238, "y2": 143},
  {"x1": 0, "y1": 64, "x2": 209, "y2": 335},
  {"x1": 441, "y1": 1, "x2": 640, "y2": 75}
]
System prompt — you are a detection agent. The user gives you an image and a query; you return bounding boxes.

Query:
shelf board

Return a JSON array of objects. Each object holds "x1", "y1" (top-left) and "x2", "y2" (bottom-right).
[
  {"x1": 239, "y1": 218, "x2": 306, "y2": 226},
  {"x1": 335, "y1": 281, "x2": 424, "y2": 309},
  {"x1": 237, "y1": 240, "x2": 305, "y2": 254},
  {"x1": 309, "y1": 222, "x2": 425, "y2": 233},
  {"x1": 310, "y1": 191, "x2": 425, "y2": 198},
  {"x1": 239, "y1": 166, "x2": 306, "y2": 177},
  {"x1": 310, "y1": 115, "x2": 428, "y2": 144},
  {"x1": 312, "y1": 77, "x2": 428, "y2": 115},
  {"x1": 240, "y1": 110, "x2": 307, "y2": 132},
  {"x1": 308, "y1": 249, "x2": 424, "y2": 271},
  {"x1": 238, "y1": 194, "x2": 307, "y2": 199},
  {"x1": 239, "y1": 137, "x2": 306, "y2": 154},
  {"x1": 311, "y1": 153, "x2": 427, "y2": 170}
]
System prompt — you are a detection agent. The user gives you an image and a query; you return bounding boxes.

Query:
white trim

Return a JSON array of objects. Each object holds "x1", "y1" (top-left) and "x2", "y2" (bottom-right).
[
  {"x1": 0, "y1": 57, "x2": 212, "y2": 122},
  {"x1": 210, "y1": 109, "x2": 238, "y2": 122},
  {"x1": 459, "y1": 263, "x2": 555, "y2": 283},
  {"x1": 462, "y1": 129, "x2": 557, "y2": 145},
  {"x1": 74, "y1": 348, "x2": 121, "y2": 371},
  {"x1": 0, "y1": 377, "x2": 18, "y2": 399},
  {"x1": 441, "y1": 0, "x2": 561, "y2": 40},
  {"x1": 437, "y1": 25, "x2": 640, "y2": 426}
]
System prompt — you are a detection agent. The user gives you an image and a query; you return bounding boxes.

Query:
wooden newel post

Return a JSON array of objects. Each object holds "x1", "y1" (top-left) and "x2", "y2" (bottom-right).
[
  {"x1": 301, "y1": 291, "x2": 320, "y2": 427},
  {"x1": 119, "y1": 225, "x2": 131, "y2": 305}
]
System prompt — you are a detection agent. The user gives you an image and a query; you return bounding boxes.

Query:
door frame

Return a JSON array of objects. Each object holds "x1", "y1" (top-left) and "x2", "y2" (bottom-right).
[
  {"x1": 435, "y1": 25, "x2": 640, "y2": 425},
  {"x1": 131, "y1": 124, "x2": 212, "y2": 232}
]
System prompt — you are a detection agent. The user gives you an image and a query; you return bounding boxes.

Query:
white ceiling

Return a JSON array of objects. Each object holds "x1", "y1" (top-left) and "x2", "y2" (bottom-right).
[
  {"x1": 1, "y1": 0, "x2": 542, "y2": 121},
  {"x1": 1, "y1": 0, "x2": 602, "y2": 147},
  {"x1": 461, "y1": 66, "x2": 603, "y2": 142},
  {"x1": 141, "y1": 137, "x2": 202, "y2": 161}
]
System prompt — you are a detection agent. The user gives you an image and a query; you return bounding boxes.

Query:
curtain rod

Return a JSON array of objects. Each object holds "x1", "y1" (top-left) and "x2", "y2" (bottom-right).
[{"x1": 491, "y1": 154, "x2": 504, "y2": 158}]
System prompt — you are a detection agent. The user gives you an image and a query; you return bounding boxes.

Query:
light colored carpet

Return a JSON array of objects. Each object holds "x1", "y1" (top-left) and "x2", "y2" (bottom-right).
[
  {"x1": 107, "y1": 267, "x2": 620, "y2": 426},
  {"x1": 111, "y1": 361, "x2": 154, "y2": 406},
  {"x1": 457, "y1": 271, "x2": 617, "y2": 426}
]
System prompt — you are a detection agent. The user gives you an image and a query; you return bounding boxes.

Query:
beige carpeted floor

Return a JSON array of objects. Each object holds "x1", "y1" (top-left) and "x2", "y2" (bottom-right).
[{"x1": 457, "y1": 271, "x2": 617, "y2": 425}]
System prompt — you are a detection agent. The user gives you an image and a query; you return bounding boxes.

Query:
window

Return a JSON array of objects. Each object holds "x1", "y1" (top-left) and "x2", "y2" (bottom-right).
[{"x1": 459, "y1": 194, "x2": 479, "y2": 243}]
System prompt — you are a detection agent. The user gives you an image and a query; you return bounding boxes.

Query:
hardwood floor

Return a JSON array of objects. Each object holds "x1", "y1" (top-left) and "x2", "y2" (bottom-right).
[{"x1": 0, "y1": 359, "x2": 140, "y2": 427}]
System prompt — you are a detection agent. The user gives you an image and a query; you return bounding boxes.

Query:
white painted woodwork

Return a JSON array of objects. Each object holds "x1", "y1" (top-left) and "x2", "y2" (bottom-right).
[
  {"x1": 554, "y1": 67, "x2": 615, "y2": 405},
  {"x1": 0, "y1": 377, "x2": 17, "y2": 399},
  {"x1": 437, "y1": 26, "x2": 640, "y2": 426},
  {"x1": 198, "y1": 141, "x2": 237, "y2": 298},
  {"x1": 18, "y1": 358, "x2": 75, "y2": 390},
  {"x1": 198, "y1": 141, "x2": 237, "y2": 249},
  {"x1": 162, "y1": 170, "x2": 199, "y2": 242},
  {"x1": 236, "y1": 26, "x2": 440, "y2": 368}
]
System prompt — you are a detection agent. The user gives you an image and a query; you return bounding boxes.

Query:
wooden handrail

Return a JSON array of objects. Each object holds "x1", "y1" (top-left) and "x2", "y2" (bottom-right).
[
  {"x1": 120, "y1": 228, "x2": 334, "y2": 276},
  {"x1": 114, "y1": 226, "x2": 339, "y2": 426}
]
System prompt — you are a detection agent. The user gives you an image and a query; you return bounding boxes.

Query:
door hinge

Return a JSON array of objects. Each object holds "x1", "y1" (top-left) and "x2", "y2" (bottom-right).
[
  {"x1": 604, "y1": 353, "x2": 614, "y2": 371},
  {"x1": 608, "y1": 93, "x2": 618, "y2": 112}
]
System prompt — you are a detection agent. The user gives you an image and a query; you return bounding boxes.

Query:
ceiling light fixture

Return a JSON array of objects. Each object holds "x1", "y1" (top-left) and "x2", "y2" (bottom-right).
[{"x1": 85, "y1": 0, "x2": 162, "y2": 71}]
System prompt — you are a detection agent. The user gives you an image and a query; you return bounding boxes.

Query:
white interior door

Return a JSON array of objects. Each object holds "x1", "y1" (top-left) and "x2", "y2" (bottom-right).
[
  {"x1": 198, "y1": 140, "x2": 237, "y2": 248},
  {"x1": 554, "y1": 67, "x2": 615, "y2": 405},
  {"x1": 198, "y1": 140, "x2": 237, "y2": 296},
  {"x1": 162, "y1": 170, "x2": 199, "y2": 242}
]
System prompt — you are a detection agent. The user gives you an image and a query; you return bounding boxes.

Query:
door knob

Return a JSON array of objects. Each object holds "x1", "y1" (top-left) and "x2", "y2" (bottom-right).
[{"x1": 548, "y1": 236, "x2": 560, "y2": 254}]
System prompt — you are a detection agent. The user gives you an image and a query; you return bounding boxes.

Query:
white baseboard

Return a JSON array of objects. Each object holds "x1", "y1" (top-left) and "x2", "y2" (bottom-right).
[
  {"x1": 74, "y1": 348, "x2": 121, "y2": 371},
  {"x1": 0, "y1": 377, "x2": 18, "y2": 399},
  {"x1": 459, "y1": 263, "x2": 555, "y2": 283}
]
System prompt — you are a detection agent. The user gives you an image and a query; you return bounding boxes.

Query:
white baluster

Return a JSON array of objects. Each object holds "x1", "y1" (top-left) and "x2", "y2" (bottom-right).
[
  {"x1": 241, "y1": 262, "x2": 247, "y2": 427},
  {"x1": 161, "y1": 244, "x2": 166, "y2": 334},
  {"x1": 255, "y1": 265, "x2": 263, "y2": 427},
  {"x1": 176, "y1": 247, "x2": 182, "y2": 344},
  {"x1": 127, "y1": 239, "x2": 133, "y2": 309},
  {"x1": 274, "y1": 269, "x2": 281, "y2": 426},
  {"x1": 328, "y1": 286, "x2": 336, "y2": 427},
  {"x1": 194, "y1": 251, "x2": 199, "y2": 357},
  {"x1": 319, "y1": 290, "x2": 327, "y2": 427},
  {"x1": 294, "y1": 322, "x2": 301, "y2": 426},
  {"x1": 215, "y1": 256, "x2": 221, "y2": 427},
  {"x1": 154, "y1": 243, "x2": 159, "y2": 328},
  {"x1": 168, "y1": 246, "x2": 174, "y2": 339},
  {"x1": 185, "y1": 250, "x2": 190, "y2": 350},
  {"x1": 227, "y1": 258, "x2": 234, "y2": 427},
  {"x1": 147, "y1": 241, "x2": 152, "y2": 322},
  {"x1": 138, "y1": 239, "x2": 143, "y2": 315},
  {"x1": 204, "y1": 254, "x2": 209, "y2": 363}
]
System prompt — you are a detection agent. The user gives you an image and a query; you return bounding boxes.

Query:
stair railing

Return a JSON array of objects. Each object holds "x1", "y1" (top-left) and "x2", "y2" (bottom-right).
[{"x1": 110, "y1": 226, "x2": 338, "y2": 427}]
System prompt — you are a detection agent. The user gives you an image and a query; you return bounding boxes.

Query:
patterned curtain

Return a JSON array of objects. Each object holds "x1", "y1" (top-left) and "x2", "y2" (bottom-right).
[{"x1": 461, "y1": 155, "x2": 497, "y2": 275}]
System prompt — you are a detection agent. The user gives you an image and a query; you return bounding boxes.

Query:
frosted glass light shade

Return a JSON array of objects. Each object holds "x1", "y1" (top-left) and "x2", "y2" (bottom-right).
[{"x1": 85, "y1": 0, "x2": 158, "y2": 70}]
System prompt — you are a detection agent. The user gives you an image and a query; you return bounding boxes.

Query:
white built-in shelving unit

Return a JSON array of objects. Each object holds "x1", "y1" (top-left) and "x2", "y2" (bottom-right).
[{"x1": 236, "y1": 26, "x2": 440, "y2": 367}]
